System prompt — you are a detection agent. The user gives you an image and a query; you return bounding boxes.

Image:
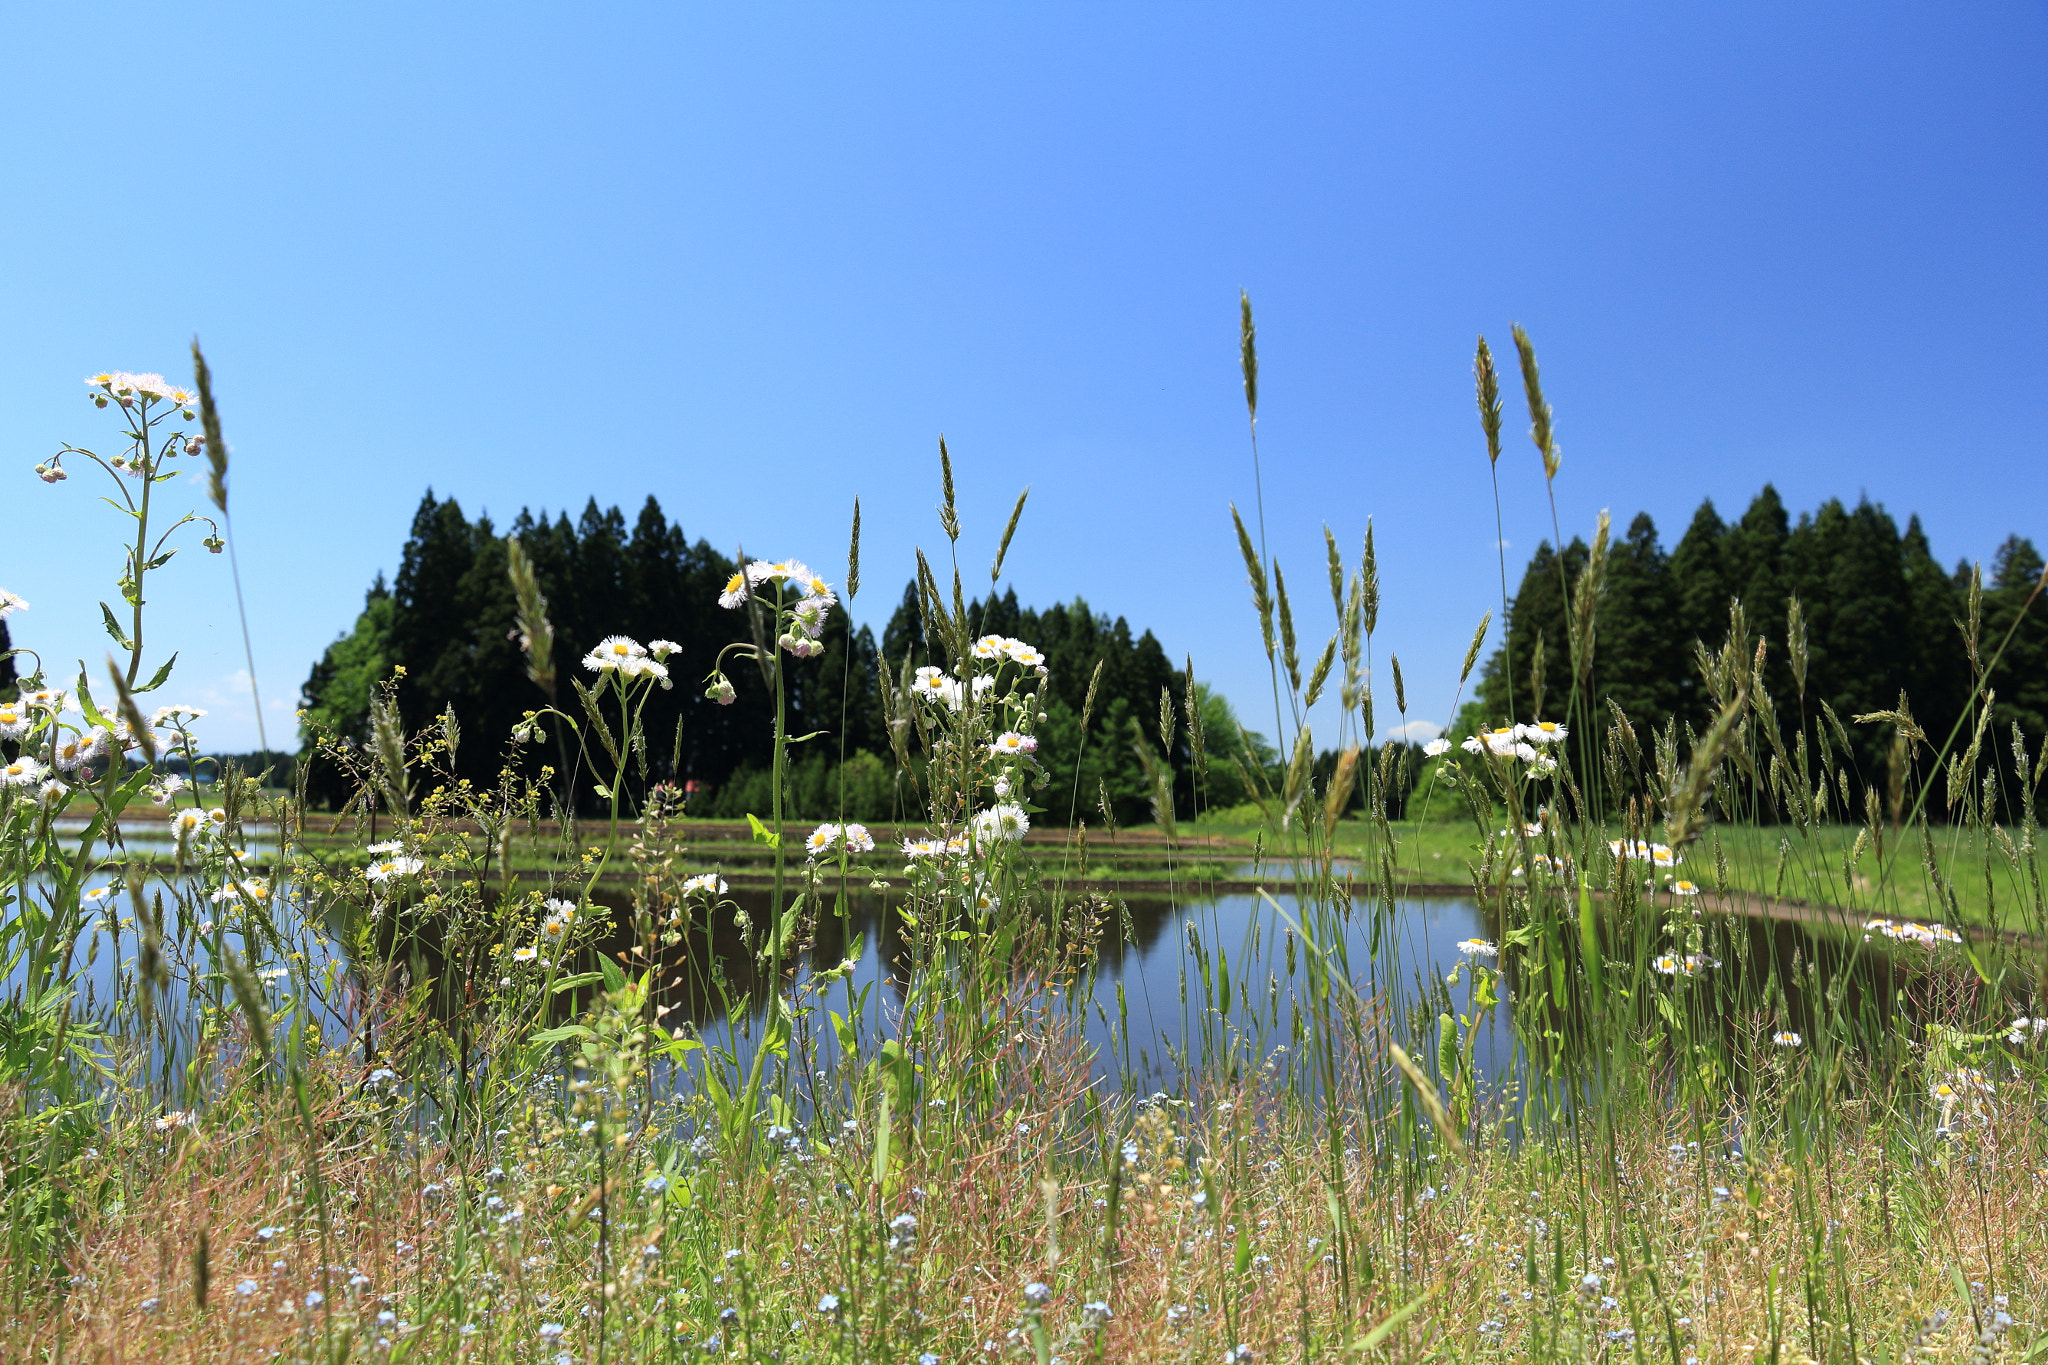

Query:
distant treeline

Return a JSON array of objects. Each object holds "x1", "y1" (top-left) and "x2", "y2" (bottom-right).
[
  {"x1": 297, "y1": 492, "x2": 1275, "y2": 822},
  {"x1": 1470, "y1": 485, "x2": 2046, "y2": 803}
]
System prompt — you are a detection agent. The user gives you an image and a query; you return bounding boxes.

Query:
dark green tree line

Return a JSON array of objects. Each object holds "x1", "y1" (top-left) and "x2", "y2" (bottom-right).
[
  {"x1": 299, "y1": 491, "x2": 884, "y2": 811},
  {"x1": 1474, "y1": 485, "x2": 2043, "y2": 811}
]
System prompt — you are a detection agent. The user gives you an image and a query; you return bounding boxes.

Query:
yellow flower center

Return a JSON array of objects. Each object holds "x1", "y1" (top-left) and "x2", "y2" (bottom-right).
[{"x1": 726, "y1": 573, "x2": 744, "y2": 593}]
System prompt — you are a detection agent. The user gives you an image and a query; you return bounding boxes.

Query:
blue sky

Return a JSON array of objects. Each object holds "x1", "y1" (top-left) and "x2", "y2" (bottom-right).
[{"x1": 4, "y1": 3, "x2": 2044, "y2": 751}]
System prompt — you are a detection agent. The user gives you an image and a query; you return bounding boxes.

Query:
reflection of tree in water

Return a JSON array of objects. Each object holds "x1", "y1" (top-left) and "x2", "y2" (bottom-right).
[{"x1": 576, "y1": 887, "x2": 1195, "y2": 1034}]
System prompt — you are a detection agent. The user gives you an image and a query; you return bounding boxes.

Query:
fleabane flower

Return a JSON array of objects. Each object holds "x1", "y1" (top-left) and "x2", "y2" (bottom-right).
[
  {"x1": 682, "y1": 873, "x2": 727, "y2": 896},
  {"x1": 2, "y1": 754, "x2": 46, "y2": 786},
  {"x1": 793, "y1": 573, "x2": 836, "y2": 607},
  {"x1": 648, "y1": 639, "x2": 681, "y2": 658},
  {"x1": 148, "y1": 775, "x2": 188, "y2": 805},
  {"x1": 512, "y1": 945, "x2": 538, "y2": 963},
  {"x1": 706, "y1": 675, "x2": 737, "y2": 705},
  {"x1": 788, "y1": 597, "x2": 830, "y2": 640},
  {"x1": 805, "y1": 823, "x2": 876, "y2": 859},
  {"x1": 779, "y1": 632, "x2": 824, "y2": 659},
  {"x1": 971, "y1": 635, "x2": 1010, "y2": 660},
  {"x1": 901, "y1": 838, "x2": 943, "y2": 860},
  {"x1": 172, "y1": 808, "x2": 206, "y2": 838},
  {"x1": 1518, "y1": 720, "x2": 1568, "y2": 744},
  {"x1": 1008, "y1": 645, "x2": 1048, "y2": 674},
  {"x1": 582, "y1": 636, "x2": 649, "y2": 672},
  {"x1": 1456, "y1": 938, "x2": 1498, "y2": 959},
  {"x1": 0, "y1": 704, "x2": 28, "y2": 741},
  {"x1": 366, "y1": 839, "x2": 407, "y2": 855},
  {"x1": 23, "y1": 689, "x2": 65, "y2": 712},
  {"x1": 35, "y1": 778, "x2": 68, "y2": 808},
  {"x1": 971, "y1": 803, "x2": 1029, "y2": 843},
  {"x1": 211, "y1": 878, "x2": 271, "y2": 904},
  {"x1": 94, "y1": 371, "x2": 175, "y2": 400},
  {"x1": 0, "y1": 588, "x2": 27, "y2": 619},
  {"x1": 913, "y1": 666, "x2": 951, "y2": 699},
  {"x1": 989, "y1": 731, "x2": 1038, "y2": 758},
  {"x1": 1772, "y1": 1031, "x2": 1803, "y2": 1048},
  {"x1": 1671, "y1": 879, "x2": 1700, "y2": 896},
  {"x1": 366, "y1": 856, "x2": 426, "y2": 882},
  {"x1": 51, "y1": 732, "x2": 102, "y2": 773},
  {"x1": 150, "y1": 705, "x2": 207, "y2": 727},
  {"x1": 718, "y1": 571, "x2": 749, "y2": 609},
  {"x1": 1422, "y1": 737, "x2": 1451, "y2": 757},
  {"x1": 745, "y1": 558, "x2": 810, "y2": 587}
]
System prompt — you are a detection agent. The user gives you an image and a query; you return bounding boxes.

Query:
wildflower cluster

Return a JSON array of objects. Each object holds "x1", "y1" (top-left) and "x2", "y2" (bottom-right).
[{"x1": 1863, "y1": 917, "x2": 1964, "y2": 946}]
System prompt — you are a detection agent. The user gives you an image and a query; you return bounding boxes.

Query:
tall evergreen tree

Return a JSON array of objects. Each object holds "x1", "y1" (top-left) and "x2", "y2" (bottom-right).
[{"x1": 1985, "y1": 535, "x2": 2048, "y2": 747}]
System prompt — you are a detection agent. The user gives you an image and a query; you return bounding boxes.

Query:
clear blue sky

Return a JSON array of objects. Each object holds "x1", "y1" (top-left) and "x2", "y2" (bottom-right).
[{"x1": 4, "y1": 3, "x2": 2044, "y2": 751}]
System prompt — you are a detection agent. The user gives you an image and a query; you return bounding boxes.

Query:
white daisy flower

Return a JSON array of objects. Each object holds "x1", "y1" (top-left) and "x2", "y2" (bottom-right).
[
  {"x1": 745, "y1": 558, "x2": 810, "y2": 586},
  {"x1": 512, "y1": 945, "x2": 538, "y2": 963},
  {"x1": 717, "y1": 571, "x2": 750, "y2": 609},
  {"x1": 1671, "y1": 879, "x2": 1700, "y2": 896},
  {"x1": 540, "y1": 918, "x2": 567, "y2": 939},
  {"x1": 1519, "y1": 720, "x2": 1568, "y2": 744},
  {"x1": 35, "y1": 778, "x2": 68, "y2": 808},
  {"x1": 913, "y1": 666, "x2": 950, "y2": 698},
  {"x1": 148, "y1": 774, "x2": 188, "y2": 804},
  {"x1": 842, "y1": 822, "x2": 875, "y2": 853},
  {"x1": 171, "y1": 808, "x2": 206, "y2": 838},
  {"x1": 366, "y1": 839, "x2": 406, "y2": 855},
  {"x1": 793, "y1": 573, "x2": 836, "y2": 607},
  {"x1": 1772, "y1": 1031, "x2": 1802, "y2": 1048},
  {"x1": 901, "y1": 838, "x2": 943, "y2": 859},
  {"x1": 23, "y1": 689, "x2": 65, "y2": 712},
  {"x1": 1422, "y1": 737, "x2": 1451, "y2": 757},
  {"x1": 989, "y1": 731, "x2": 1038, "y2": 758},
  {"x1": 149, "y1": 705, "x2": 208, "y2": 727},
  {"x1": 1456, "y1": 938, "x2": 1498, "y2": 958},
  {"x1": 582, "y1": 636, "x2": 648, "y2": 672},
  {"x1": 2, "y1": 754, "x2": 45, "y2": 787},
  {"x1": 618, "y1": 654, "x2": 670, "y2": 680},
  {"x1": 682, "y1": 873, "x2": 727, "y2": 896},
  {"x1": 1513, "y1": 742, "x2": 1539, "y2": 763},
  {"x1": 544, "y1": 898, "x2": 579, "y2": 919},
  {"x1": 788, "y1": 598, "x2": 829, "y2": 640},
  {"x1": 1008, "y1": 646, "x2": 1048, "y2": 674},
  {"x1": 648, "y1": 639, "x2": 681, "y2": 657},
  {"x1": 0, "y1": 587, "x2": 27, "y2": 619},
  {"x1": 0, "y1": 703, "x2": 28, "y2": 741},
  {"x1": 971, "y1": 803, "x2": 1029, "y2": 843},
  {"x1": 366, "y1": 856, "x2": 425, "y2": 882},
  {"x1": 95, "y1": 371, "x2": 174, "y2": 400},
  {"x1": 51, "y1": 733, "x2": 99, "y2": 774},
  {"x1": 971, "y1": 635, "x2": 1009, "y2": 660}
]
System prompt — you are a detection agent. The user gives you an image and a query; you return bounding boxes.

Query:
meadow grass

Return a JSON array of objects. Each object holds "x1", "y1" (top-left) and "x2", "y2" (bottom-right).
[{"x1": 3, "y1": 354, "x2": 2045, "y2": 1365}]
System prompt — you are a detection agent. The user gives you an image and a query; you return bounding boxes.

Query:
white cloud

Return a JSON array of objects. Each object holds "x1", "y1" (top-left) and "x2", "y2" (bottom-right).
[{"x1": 1386, "y1": 719, "x2": 1442, "y2": 742}]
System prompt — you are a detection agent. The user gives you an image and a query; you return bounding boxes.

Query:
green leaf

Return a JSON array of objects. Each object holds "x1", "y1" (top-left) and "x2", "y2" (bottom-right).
[
  {"x1": 1234, "y1": 1224, "x2": 1252, "y2": 1276},
  {"x1": 99, "y1": 603, "x2": 134, "y2": 651},
  {"x1": 1350, "y1": 1287, "x2": 1437, "y2": 1351},
  {"x1": 132, "y1": 651, "x2": 178, "y2": 694},
  {"x1": 599, "y1": 954, "x2": 627, "y2": 994},
  {"x1": 550, "y1": 972, "x2": 605, "y2": 995},
  {"x1": 526, "y1": 1024, "x2": 597, "y2": 1046},
  {"x1": 746, "y1": 813, "x2": 781, "y2": 847}
]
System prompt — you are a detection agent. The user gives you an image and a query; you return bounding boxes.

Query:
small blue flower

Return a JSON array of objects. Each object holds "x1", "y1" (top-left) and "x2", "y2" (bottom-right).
[
  {"x1": 818, "y1": 1293, "x2": 841, "y2": 1315},
  {"x1": 644, "y1": 1174, "x2": 670, "y2": 1194}
]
